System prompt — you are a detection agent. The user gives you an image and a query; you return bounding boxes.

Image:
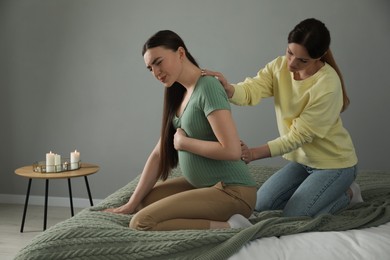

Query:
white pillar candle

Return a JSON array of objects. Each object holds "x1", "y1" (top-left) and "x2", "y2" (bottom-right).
[
  {"x1": 55, "y1": 154, "x2": 61, "y2": 172},
  {"x1": 70, "y1": 150, "x2": 80, "y2": 170},
  {"x1": 46, "y1": 151, "x2": 55, "y2": 173}
]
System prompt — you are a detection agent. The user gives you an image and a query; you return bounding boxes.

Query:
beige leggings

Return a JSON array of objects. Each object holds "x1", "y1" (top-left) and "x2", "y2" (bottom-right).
[{"x1": 129, "y1": 177, "x2": 256, "y2": 231}]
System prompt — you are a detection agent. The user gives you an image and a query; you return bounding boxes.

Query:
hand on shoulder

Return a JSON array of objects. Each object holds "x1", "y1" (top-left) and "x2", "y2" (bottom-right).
[{"x1": 201, "y1": 69, "x2": 234, "y2": 98}]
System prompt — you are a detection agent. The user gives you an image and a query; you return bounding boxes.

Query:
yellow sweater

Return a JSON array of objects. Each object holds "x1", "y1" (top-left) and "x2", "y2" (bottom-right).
[{"x1": 231, "y1": 56, "x2": 358, "y2": 169}]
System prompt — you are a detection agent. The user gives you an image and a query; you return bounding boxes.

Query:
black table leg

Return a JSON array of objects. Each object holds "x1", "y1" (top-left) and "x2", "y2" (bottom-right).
[
  {"x1": 43, "y1": 179, "x2": 49, "y2": 231},
  {"x1": 20, "y1": 178, "x2": 32, "y2": 233},
  {"x1": 67, "y1": 178, "x2": 74, "y2": 216},
  {"x1": 84, "y1": 176, "x2": 93, "y2": 206}
]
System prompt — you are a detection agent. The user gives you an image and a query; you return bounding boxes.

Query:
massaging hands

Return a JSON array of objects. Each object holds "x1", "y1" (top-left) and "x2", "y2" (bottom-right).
[
  {"x1": 201, "y1": 69, "x2": 235, "y2": 98},
  {"x1": 201, "y1": 69, "x2": 228, "y2": 89},
  {"x1": 240, "y1": 140, "x2": 253, "y2": 164}
]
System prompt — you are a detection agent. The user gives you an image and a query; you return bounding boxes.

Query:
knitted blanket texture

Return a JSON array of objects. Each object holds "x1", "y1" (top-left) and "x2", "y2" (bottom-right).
[{"x1": 15, "y1": 165, "x2": 390, "y2": 260}]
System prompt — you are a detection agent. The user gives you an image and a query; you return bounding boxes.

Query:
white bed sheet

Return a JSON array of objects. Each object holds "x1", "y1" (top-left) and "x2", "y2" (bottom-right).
[{"x1": 229, "y1": 222, "x2": 390, "y2": 260}]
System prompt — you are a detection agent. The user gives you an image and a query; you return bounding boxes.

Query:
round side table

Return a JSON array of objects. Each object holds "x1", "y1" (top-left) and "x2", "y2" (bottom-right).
[{"x1": 15, "y1": 163, "x2": 99, "y2": 232}]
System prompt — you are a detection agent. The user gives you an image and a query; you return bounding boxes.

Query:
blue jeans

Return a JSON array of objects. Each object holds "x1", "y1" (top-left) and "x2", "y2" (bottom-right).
[{"x1": 255, "y1": 162, "x2": 358, "y2": 217}]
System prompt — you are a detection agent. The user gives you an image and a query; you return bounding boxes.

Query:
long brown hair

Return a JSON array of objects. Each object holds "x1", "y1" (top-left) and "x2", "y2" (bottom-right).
[
  {"x1": 288, "y1": 18, "x2": 350, "y2": 112},
  {"x1": 142, "y1": 30, "x2": 199, "y2": 180}
]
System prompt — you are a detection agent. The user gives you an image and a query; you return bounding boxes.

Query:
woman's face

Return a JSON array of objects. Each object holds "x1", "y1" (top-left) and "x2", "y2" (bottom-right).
[
  {"x1": 144, "y1": 46, "x2": 183, "y2": 87},
  {"x1": 286, "y1": 43, "x2": 320, "y2": 73}
]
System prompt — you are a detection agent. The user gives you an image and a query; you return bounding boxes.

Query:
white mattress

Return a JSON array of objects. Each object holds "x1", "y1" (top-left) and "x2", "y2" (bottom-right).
[{"x1": 230, "y1": 221, "x2": 390, "y2": 260}]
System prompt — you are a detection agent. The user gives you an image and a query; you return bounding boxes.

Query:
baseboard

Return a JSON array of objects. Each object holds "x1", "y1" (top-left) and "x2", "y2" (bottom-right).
[{"x1": 0, "y1": 194, "x2": 103, "y2": 208}]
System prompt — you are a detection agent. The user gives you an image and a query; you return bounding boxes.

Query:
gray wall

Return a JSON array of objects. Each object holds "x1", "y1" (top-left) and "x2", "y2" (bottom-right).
[{"x1": 1, "y1": 0, "x2": 389, "y2": 200}]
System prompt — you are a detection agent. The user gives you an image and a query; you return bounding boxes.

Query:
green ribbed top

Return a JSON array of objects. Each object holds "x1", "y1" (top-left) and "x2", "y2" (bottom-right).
[{"x1": 173, "y1": 76, "x2": 256, "y2": 188}]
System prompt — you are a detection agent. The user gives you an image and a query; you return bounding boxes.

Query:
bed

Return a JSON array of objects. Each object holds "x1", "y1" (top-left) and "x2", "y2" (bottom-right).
[{"x1": 15, "y1": 165, "x2": 390, "y2": 260}]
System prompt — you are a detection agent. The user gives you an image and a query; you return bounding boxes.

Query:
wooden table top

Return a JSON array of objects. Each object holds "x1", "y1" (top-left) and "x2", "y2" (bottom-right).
[{"x1": 15, "y1": 163, "x2": 99, "y2": 179}]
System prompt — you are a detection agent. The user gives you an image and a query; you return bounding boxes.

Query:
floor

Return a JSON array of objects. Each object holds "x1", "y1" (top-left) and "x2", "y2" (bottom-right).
[{"x1": 0, "y1": 203, "x2": 82, "y2": 260}]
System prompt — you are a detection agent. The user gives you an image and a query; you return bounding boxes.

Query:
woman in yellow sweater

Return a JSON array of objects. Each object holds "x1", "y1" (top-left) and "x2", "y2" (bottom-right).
[{"x1": 202, "y1": 18, "x2": 362, "y2": 217}]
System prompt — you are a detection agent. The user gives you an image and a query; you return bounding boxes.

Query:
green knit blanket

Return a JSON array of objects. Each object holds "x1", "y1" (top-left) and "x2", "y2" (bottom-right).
[{"x1": 15, "y1": 165, "x2": 390, "y2": 260}]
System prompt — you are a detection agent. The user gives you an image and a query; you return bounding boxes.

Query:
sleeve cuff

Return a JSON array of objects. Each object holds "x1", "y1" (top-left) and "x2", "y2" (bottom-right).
[
  {"x1": 229, "y1": 84, "x2": 246, "y2": 105},
  {"x1": 267, "y1": 139, "x2": 282, "y2": 157}
]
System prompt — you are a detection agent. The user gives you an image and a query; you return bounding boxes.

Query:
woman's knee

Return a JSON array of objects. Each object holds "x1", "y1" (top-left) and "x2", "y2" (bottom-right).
[
  {"x1": 255, "y1": 191, "x2": 281, "y2": 212},
  {"x1": 129, "y1": 212, "x2": 156, "y2": 231},
  {"x1": 255, "y1": 162, "x2": 306, "y2": 212}
]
